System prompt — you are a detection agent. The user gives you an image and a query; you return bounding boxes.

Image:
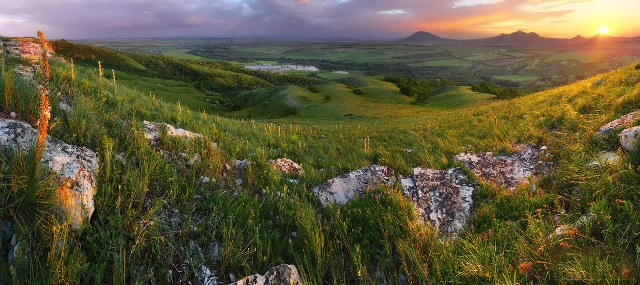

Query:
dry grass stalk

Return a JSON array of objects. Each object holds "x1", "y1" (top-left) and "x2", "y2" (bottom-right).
[{"x1": 98, "y1": 61, "x2": 103, "y2": 79}]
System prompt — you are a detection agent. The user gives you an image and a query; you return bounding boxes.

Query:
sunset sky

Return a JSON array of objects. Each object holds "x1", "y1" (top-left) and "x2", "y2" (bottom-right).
[{"x1": 0, "y1": 0, "x2": 638, "y2": 39}]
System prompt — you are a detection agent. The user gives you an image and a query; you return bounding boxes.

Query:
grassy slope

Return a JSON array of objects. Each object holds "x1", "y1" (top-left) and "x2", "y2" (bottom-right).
[{"x1": 1, "y1": 51, "x2": 640, "y2": 284}]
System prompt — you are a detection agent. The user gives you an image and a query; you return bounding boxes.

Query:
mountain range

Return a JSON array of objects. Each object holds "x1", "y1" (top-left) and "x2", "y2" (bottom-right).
[{"x1": 401, "y1": 30, "x2": 640, "y2": 45}]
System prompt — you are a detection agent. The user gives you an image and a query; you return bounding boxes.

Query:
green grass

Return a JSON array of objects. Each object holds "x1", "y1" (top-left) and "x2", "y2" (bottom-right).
[
  {"x1": 1, "y1": 47, "x2": 640, "y2": 284},
  {"x1": 545, "y1": 51, "x2": 607, "y2": 63},
  {"x1": 424, "y1": 86, "x2": 496, "y2": 109},
  {"x1": 408, "y1": 58, "x2": 473, "y2": 68},
  {"x1": 492, "y1": 75, "x2": 539, "y2": 82}
]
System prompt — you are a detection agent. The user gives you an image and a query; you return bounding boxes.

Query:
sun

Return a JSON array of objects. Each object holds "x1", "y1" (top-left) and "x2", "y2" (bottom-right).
[{"x1": 598, "y1": 26, "x2": 610, "y2": 35}]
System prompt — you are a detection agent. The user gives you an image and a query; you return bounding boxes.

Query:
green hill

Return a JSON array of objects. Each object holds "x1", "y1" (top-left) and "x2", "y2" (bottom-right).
[{"x1": 1, "y1": 43, "x2": 640, "y2": 284}]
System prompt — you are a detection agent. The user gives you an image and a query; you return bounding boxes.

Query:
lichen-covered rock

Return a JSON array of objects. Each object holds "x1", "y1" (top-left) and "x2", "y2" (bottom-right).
[
  {"x1": 312, "y1": 165, "x2": 395, "y2": 206},
  {"x1": 142, "y1": 120, "x2": 203, "y2": 142},
  {"x1": 270, "y1": 158, "x2": 304, "y2": 175},
  {"x1": 453, "y1": 144, "x2": 551, "y2": 189},
  {"x1": 230, "y1": 264, "x2": 302, "y2": 285},
  {"x1": 596, "y1": 111, "x2": 640, "y2": 136},
  {"x1": 619, "y1": 126, "x2": 640, "y2": 152},
  {"x1": 0, "y1": 119, "x2": 98, "y2": 230},
  {"x1": 588, "y1": 151, "x2": 621, "y2": 166},
  {"x1": 402, "y1": 168, "x2": 474, "y2": 237}
]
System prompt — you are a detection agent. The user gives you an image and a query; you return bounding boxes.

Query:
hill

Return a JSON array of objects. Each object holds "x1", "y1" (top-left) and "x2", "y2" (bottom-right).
[
  {"x1": 401, "y1": 31, "x2": 449, "y2": 43},
  {"x1": 1, "y1": 37, "x2": 640, "y2": 284}
]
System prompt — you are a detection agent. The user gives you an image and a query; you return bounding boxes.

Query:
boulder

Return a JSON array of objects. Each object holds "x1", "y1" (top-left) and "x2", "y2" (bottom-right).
[
  {"x1": 401, "y1": 168, "x2": 475, "y2": 237},
  {"x1": 270, "y1": 158, "x2": 304, "y2": 175},
  {"x1": 588, "y1": 151, "x2": 621, "y2": 166},
  {"x1": 596, "y1": 111, "x2": 640, "y2": 136},
  {"x1": 230, "y1": 264, "x2": 302, "y2": 285},
  {"x1": 619, "y1": 126, "x2": 640, "y2": 152},
  {"x1": 312, "y1": 165, "x2": 395, "y2": 206},
  {"x1": 453, "y1": 144, "x2": 551, "y2": 189},
  {"x1": 142, "y1": 120, "x2": 203, "y2": 142},
  {"x1": 0, "y1": 119, "x2": 98, "y2": 230}
]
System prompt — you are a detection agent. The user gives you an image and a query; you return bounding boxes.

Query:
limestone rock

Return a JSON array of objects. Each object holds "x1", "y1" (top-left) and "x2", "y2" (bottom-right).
[
  {"x1": 619, "y1": 126, "x2": 640, "y2": 152},
  {"x1": 142, "y1": 120, "x2": 203, "y2": 142},
  {"x1": 596, "y1": 111, "x2": 640, "y2": 136},
  {"x1": 230, "y1": 264, "x2": 302, "y2": 285},
  {"x1": 312, "y1": 165, "x2": 395, "y2": 206},
  {"x1": 588, "y1": 151, "x2": 621, "y2": 166},
  {"x1": 0, "y1": 119, "x2": 98, "y2": 230},
  {"x1": 453, "y1": 144, "x2": 551, "y2": 189},
  {"x1": 402, "y1": 168, "x2": 474, "y2": 237},
  {"x1": 270, "y1": 158, "x2": 304, "y2": 175}
]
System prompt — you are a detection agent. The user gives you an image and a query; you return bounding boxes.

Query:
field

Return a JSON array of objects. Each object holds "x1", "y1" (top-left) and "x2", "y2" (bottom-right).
[
  {"x1": 2, "y1": 37, "x2": 640, "y2": 284},
  {"x1": 82, "y1": 39, "x2": 640, "y2": 90}
]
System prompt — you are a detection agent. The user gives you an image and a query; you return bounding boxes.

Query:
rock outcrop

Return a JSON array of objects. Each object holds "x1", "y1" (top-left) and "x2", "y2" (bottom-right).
[
  {"x1": 0, "y1": 119, "x2": 98, "y2": 230},
  {"x1": 143, "y1": 120, "x2": 203, "y2": 142},
  {"x1": 230, "y1": 264, "x2": 302, "y2": 285},
  {"x1": 312, "y1": 165, "x2": 395, "y2": 205},
  {"x1": 596, "y1": 111, "x2": 640, "y2": 136},
  {"x1": 589, "y1": 151, "x2": 621, "y2": 166},
  {"x1": 270, "y1": 158, "x2": 304, "y2": 175},
  {"x1": 401, "y1": 168, "x2": 475, "y2": 237},
  {"x1": 453, "y1": 144, "x2": 551, "y2": 189},
  {"x1": 619, "y1": 126, "x2": 640, "y2": 152}
]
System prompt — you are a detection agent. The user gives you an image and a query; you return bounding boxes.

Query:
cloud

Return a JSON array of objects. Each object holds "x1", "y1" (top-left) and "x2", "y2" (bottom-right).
[{"x1": 0, "y1": 0, "x2": 633, "y2": 39}]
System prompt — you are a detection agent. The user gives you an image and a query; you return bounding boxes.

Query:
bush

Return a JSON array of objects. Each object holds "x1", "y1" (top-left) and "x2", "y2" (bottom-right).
[
  {"x1": 324, "y1": 94, "x2": 332, "y2": 102},
  {"x1": 635, "y1": 63, "x2": 640, "y2": 70},
  {"x1": 353, "y1": 88, "x2": 365, "y2": 95},
  {"x1": 308, "y1": 85, "x2": 321, "y2": 93}
]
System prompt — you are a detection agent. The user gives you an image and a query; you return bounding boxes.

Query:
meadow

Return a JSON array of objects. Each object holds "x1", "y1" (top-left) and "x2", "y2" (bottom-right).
[{"x1": 1, "y1": 37, "x2": 640, "y2": 284}]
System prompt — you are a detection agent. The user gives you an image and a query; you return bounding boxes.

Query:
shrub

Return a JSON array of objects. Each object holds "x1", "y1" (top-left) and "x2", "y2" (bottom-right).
[
  {"x1": 308, "y1": 85, "x2": 320, "y2": 93},
  {"x1": 324, "y1": 94, "x2": 332, "y2": 102},
  {"x1": 635, "y1": 63, "x2": 640, "y2": 70},
  {"x1": 353, "y1": 88, "x2": 365, "y2": 95}
]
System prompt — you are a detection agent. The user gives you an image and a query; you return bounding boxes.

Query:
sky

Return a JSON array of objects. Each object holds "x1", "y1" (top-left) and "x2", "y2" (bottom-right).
[{"x1": 0, "y1": 0, "x2": 639, "y2": 39}]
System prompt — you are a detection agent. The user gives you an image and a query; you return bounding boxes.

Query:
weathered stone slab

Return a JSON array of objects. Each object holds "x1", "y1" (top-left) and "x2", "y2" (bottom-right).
[
  {"x1": 453, "y1": 144, "x2": 551, "y2": 189},
  {"x1": 0, "y1": 119, "x2": 98, "y2": 230},
  {"x1": 596, "y1": 111, "x2": 640, "y2": 136},
  {"x1": 270, "y1": 158, "x2": 304, "y2": 175},
  {"x1": 312, "y1": 165, "x2": 395, "y2": 206},
  {"x1": 402, "y1": 168, "x2": 475, "y2": 237}
]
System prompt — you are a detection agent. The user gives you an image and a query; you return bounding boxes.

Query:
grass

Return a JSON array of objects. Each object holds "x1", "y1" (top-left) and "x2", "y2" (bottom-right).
[
  {"x1": 492, "y1": 75, "x2": 539, "y2": 83},
  {"x1": 1, "y1": 45, "x2": 640, "y2": 284}
]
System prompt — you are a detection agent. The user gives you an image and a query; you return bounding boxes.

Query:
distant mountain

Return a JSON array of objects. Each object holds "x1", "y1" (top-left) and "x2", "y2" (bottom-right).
[
  {"x1": 474, "y1": 30, "x2": 564, "y2": 45},
  {"x1": 399, "y1": 30, "x2": 640, "y2": 46},
  {"x1": 401, "y1": 31, "x2": 449, "y2": 43}
]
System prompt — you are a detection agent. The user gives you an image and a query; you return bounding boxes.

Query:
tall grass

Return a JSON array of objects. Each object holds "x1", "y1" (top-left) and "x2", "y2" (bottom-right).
[{"x1": 1, "y1": 42, "x2": 640, "y2": 283}]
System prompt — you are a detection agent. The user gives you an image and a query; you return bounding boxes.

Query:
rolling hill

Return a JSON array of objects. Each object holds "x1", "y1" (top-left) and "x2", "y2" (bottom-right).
[{"x1": 1, "y1": 37, "x2": 640, "y2": 284}]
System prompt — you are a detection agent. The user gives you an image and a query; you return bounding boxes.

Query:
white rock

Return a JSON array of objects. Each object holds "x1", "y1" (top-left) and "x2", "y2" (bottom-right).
[
  {"x1": 619, "y1": 126, "x2": 640, "y2": 152},
  {"x1": 231, "y1": 264, "x2": 302, "y2": 285},
  {"x1": 271, "y1": 158, "x2": 304, "y2": 175},
  {"x1": 0, "y1": 119, "x2": 98, "y2": 230},
  {"x1": 596, "y1": 111, "x2": 640, "y2": 136},
  {"x1": 142, "y1": 120, "x2": 203, "y2": 141},
  {"x1": 453, "y1": 144, "x2": 551, "y2": 189},
  {"x1": 589, "y1": 151, "x2": 621, "y2": 166},
  {"x1": 312, "y1": 165, "x2": 395, "y2": 206},
  {"x1": 58, "y1": 102, "x2": 72, "y2": 113},
  {"x1": 402, "y1": 168, "x2": 475, "y2": 237}
]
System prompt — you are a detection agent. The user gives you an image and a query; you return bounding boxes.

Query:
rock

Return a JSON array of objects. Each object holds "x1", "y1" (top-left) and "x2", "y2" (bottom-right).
[
  {"x1": 234, "y1": 160, "x2": 250, "y2": 170},
  {"x1": 142, "y1": 120, "x2": 203, "y2": 142},
  {"x1": 401, "y1": 168, "x2": 475, "y2": 237},
  {"x1": 596, "y1": 111, "x2": 640, "y2": 136},
  {"x1": 201, "y1": 264, "x2": 216, "y2": 285},
  {"x1": 270, "y1": 158, "x2": 304, "y2": 175},
  {"x1": 230, "y1": 264, "x2": 302, "y2": 285},
  {"x1": 201, "y1": 176, "x2": 211, "y2": 183},
  {"x1": 312, "y1": 165, "x2": 395, "y2": 206},
  {"x1": 58, "y1": 102, "x2": 72, "y2": 113},
  {"x1": 453, "y1": 144, "x2": 551, "y2": 189},
  {"x1": 588, "y1": 151, "x2": 621, "y2": 166},
  {"x1": 0, "y1": 119, "x2": 98, "y2": 230},
  {"x1": 619, "y1": 126, "x2": 640, "y2": 152}
]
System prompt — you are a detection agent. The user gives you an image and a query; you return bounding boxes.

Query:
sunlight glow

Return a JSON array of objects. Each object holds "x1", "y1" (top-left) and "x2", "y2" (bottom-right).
[{"x1": 598, "y1": 25, "x2": 610, "y2": 35}]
